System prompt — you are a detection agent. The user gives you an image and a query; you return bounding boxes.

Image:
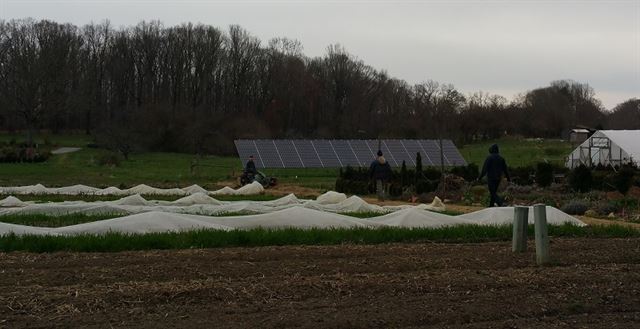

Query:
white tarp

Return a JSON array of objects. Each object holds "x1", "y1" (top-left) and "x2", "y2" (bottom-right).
[
  {"x1": 0, "y1": 194, "x2": 585, "y2": 236},
  {"x1": 315, "y1": 191, "x2": 347, "y2": 204},
  {"x1": 217, "y1": 181, "x2": 264, "y2": 196},
  {"x1": 0, "y1": 196, "x2": 27, "y2": 208},
  {"x1": 0, "y1": 194, "x2": 452, "y2": 218},
  {"x1": 457, "y1": 206, "x2": 585, "y2": 226},
  {"x1": 53, "y1": 211, "x2": 235, "y2": 235},
  {"x1": 0, "y1": 182, "x2": 265, "y2": 196},
  {"x1": 369, "y1": 207, "x2": 471, "y2": 228}
]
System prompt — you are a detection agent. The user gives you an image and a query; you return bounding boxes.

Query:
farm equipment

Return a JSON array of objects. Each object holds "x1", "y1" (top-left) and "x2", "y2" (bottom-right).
[{"x1": 240, "y1": 170, "x2": 277, "y2": 188}]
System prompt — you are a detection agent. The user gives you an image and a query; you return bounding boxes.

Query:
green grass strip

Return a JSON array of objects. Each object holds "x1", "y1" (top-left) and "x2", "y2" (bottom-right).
[
  {"x1": 0, "y1": 213, "x2": 123, "y2": 227},
  {"x1": 0, "y1": 210, "x2": 461, "y2": 228},
  {"x1": 1, "y1": 224, "x2": 638, "y2": 253}
]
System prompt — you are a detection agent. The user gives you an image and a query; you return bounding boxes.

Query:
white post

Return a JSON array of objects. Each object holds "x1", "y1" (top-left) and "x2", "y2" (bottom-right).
[
  {"x1": 533, "y1": 204, "x2": 550, "y2": 265},
  {"x1": 512, "y1": 206, "x2": 528, "y2": 253}
]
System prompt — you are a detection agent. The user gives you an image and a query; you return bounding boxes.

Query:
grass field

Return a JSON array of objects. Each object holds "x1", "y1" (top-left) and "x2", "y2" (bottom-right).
[
  {"x1": 1, "y1": 133, "x2": 339, "y2": 189},
  {"x1": 458, "y1": 137, "x2": 573, "y2": 167},
  {"x1": 1, "y1": 133, "x2": 573, "y2": 188}
]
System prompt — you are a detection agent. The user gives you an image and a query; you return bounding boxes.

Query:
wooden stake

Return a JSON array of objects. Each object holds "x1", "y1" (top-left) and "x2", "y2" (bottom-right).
[
  {"x1": 512, "y1": 206, "x2": 528, "y2": 253},
  {"x1": 533, "y1": 204, "x2": 550, "y2": 265}
]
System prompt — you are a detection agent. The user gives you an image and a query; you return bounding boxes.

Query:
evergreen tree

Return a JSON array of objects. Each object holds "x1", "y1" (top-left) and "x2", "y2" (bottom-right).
[
  {"x1": 401, "y1": 160, "x2": 407, "y2": 187},
  {"x1": 415, "y1": 152, "x2": 423, "y2": 181}
]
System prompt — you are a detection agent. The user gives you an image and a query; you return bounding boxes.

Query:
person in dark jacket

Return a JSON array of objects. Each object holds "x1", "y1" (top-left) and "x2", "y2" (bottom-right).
[
  {"x1": 478, "y1": 144, "x2": 510, "y2": 207},
  {"x1": 245, "y1": 155, "x2": 257, "y2": 176},
  {"x1": 369, "y1": 150, "x2": 392, "y2": 201}
]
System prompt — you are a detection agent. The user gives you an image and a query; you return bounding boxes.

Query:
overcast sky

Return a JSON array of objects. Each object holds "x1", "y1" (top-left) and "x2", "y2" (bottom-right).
[{"x1": 1, "y1": 0, "x2": 638, "y2": 110}]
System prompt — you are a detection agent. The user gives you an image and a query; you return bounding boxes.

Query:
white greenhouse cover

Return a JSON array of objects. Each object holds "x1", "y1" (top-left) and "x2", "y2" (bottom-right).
[
  {"x1": 566, "y1": 130, "x2": 640, "y2": 168},
  {"x1": 0, "y1": 193, "x2": 585, "y2": 236},
  {"x1": 0, "y1": 182, "x2": 264, "y2": 196},
  {"x1": 0, "y1": 193, "x2": 446, "y2": 217}
]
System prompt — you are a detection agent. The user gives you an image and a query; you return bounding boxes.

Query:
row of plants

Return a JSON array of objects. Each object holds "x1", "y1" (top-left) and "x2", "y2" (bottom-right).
[
  {"x1": 501, "y1": 164, "x2": 640, "y2": 221},
  {"x1": 334, "y1": 157, "x2": 639, "y2": 196},
  {"x1": 560, "y1": 197, "x2": 640, "y2": 218},
  {"x1": 507, "y1": 163, "x2": 640, "y2": 194},
  {"x1": 0, "y1": 143, "x2": 51, "y2": 163},
  {"x1": 2, "y1": 223, "x2": 638, "y2": 253},
  {"x1": 335, "y1": 152, "x2": 480, "y2": 197}
]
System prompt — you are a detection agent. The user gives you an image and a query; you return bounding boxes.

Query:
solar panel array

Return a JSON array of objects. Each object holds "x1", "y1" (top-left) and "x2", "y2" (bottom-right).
[{"x1": 235, "y1": 139, "x2": 467, "y2": 168}]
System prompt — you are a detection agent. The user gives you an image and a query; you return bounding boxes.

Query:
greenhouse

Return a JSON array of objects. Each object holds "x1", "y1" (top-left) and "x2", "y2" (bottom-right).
[{"x1": 566, "y1": 130, "x2": 640, "y2": 168}]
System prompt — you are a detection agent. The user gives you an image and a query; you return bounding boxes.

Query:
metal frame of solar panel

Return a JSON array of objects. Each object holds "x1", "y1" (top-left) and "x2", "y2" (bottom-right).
[{"x1": 234, "y1": 139, "x2": 467, "y2": 168}]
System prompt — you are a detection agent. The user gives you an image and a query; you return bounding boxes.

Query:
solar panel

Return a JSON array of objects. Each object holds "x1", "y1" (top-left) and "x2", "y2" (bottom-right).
[
  {"x1": 399, "y1": 139, "x2": 422, "y2": 166},
  {"x1": 253, "y1": 140, "x2": 284, "y2": 168},
  {"x1": 419, "y1": 139, "x2": 445, "y2": 166},
  {"x1": 382, "y1": 140, "x2": 405, "y2": 167},
  {"x1": 293, "y1": 140, "x2": 323, "y2": 168},
  {"x1": 311, "y1": 140, "x2": 342, "y2": 167},
  {"x1": 274, "y1": 140, "x2": 303, "y2": 168},
  {"x1": 442, "y1": 139, "x2": 467, "y2": 166},
  {"x1": 235, "y1": 139, "x2": 466, "y2": 168},
  {"x1": 331, "y1": 140, "x2": 360, "y2": 167},
  {"x1": 351, "y1": 140, "x2": 377, "y2": 166},
  {"x1": 234, "y1": 140, "x2": 264, "y2": 168}
]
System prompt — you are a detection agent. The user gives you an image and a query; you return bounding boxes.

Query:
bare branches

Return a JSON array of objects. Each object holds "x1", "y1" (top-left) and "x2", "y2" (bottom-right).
[{"x1": 0, "y1": 20, "x2": 631, "y2": 155}]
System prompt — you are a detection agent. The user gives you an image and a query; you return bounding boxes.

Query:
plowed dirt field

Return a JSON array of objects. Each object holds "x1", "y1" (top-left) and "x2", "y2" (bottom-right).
[{"x1": 1, "y1": 238, "x2": 639, "y2": 328}]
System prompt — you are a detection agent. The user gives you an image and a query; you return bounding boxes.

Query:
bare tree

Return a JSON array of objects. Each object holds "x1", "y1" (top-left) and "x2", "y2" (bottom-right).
[
  {"x1": 0, "y1": 19, "x2": 623, "y2": 157},
  {"x1": 607, "y1": 98, "x2": 640, "y2": 129}
]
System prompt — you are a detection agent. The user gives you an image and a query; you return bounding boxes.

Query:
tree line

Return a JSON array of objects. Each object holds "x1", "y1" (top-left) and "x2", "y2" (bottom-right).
[{"x1": 0, "y1": 19, "x2": 638, "y2": 155}]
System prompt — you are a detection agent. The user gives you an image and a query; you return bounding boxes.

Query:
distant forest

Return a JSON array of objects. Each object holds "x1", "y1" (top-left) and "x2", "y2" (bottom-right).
[{"x1": 0, "y1": 19, "x2": 638, "y2": 155}]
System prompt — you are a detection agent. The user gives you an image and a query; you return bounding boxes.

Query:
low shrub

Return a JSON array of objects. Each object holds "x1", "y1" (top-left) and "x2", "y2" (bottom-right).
[
  {"x1": 535, "y1": 162, "x2": 554, "y2": 187},
  {"x1": 388, "y1": 182, "x2": 403, "y2": 197},
  {"x1": 595, "y1": 201, "x2": 619, "y2": 216},
  {"x1": 450, "y1": 163, "x2": 479, "y2": 182},
  {"x1": 415, "y1": 178, "x2": 438, "y2": 194},
  {"x1": 561, "y1": 199, "x2": 589, "y2": 215},
  {"x1": 569, "y1": 165, "x2": 592, "y2": 193},
  {"x1": 505, "y1": 184, "x2": 534, "y2": 194},
  {"x1": 335, "y1": 178, "x2": 371, "y2": 195},
  {"x1": 0, "y1": 144, "x2": 50, "y2": 163},
  {"x1": 421, "y1": 167, "x2": 442, "y2": 181},
  {"x1": 510, "y1": 166, "x2": 534, "y2": 185},
  {"x1": 591, "y1": 170, "x2": 616, "y2": 191},
  {"x1": 469, "y1": 185, "x2": 487, "y2": 204},
  {"x1": 0, "y1": 146, "x2": 18, "y2": 162},
  {"x1": 613, "y1": 166, "x2": 635, "y2": 195}
]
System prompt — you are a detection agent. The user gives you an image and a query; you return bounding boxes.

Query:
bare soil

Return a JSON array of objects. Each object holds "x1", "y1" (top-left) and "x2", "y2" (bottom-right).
[
  {"x1": 1, "y1": 238, "x2": 640, "y2": 328},
  {"x1": 267, "y1": 183, "x2": 322, "y2": 197}
]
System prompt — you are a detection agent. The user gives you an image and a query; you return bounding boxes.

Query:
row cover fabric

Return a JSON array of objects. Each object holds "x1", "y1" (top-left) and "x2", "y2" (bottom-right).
[
  {"x1": 0, "y1": 196, "x2": 585, "y2": 236},
  {"x1": 0, "y1": 182, "x2": 265, "y2": 196},
  {"x1": 0, "y1": 193, "x2": 445, "y2": 216}
]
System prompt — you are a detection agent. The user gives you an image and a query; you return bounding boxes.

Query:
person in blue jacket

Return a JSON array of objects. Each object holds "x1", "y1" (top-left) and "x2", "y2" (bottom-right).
[
  {"x1": 369, "y1": 150, "x2": 392, "y2": 201},
  {"x1": 478, "y1": 144, "x2": 510, "y2": 207}
]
